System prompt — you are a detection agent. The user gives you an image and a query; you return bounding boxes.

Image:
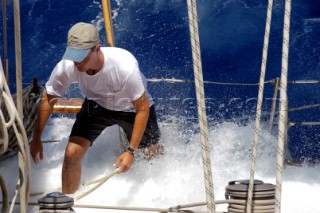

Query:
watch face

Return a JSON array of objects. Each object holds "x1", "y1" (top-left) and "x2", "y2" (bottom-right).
[{"x1": 127, "y1": 147, "x2": 135, "y2": 154}]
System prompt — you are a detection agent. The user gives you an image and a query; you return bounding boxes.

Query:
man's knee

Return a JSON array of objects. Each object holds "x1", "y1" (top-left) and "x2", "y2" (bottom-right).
[
  {"x1": 64, "y1": 137, "x2": 91, "y2": 164},
  {"x1": 63, "y1": 147, "x2": 80, "y2": 166}
]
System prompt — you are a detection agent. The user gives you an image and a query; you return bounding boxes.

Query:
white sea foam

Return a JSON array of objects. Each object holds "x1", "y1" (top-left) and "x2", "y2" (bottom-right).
[{"x1": 1, "y1": 118, "x2": 320, "y2": 213}]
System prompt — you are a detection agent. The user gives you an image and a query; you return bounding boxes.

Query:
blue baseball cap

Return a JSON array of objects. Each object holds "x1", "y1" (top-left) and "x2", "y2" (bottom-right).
[{"x1": 62, "y1": 22, "x2": 100, "y2": 62}]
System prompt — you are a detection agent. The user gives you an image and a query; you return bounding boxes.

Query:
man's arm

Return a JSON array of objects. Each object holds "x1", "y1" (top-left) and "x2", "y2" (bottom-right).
[
  {"x1": 114, "y1": 91, "x2": 149, "y2": 173},
  {"x1": 30, "y1": 92, "x2": 59, "y2": 164},
  {"x1": 129, "y1": 91, "x2": 150, "y2": 150}
]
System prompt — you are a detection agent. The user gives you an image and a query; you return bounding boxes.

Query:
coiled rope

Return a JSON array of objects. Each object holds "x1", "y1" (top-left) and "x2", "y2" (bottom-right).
[
  {"x1": 275, "y1": 0, "x2": 292, "y2": 212},
  {"x1": 246, "y1": 0, "x2": 274, "y2": 212},
  {"x1": 0, "y1": 59, "x2": 43, "y2": 213},
  {"x1": 186, "y1": 0, "x2": 215, "y2": 212},
  {"x1": 0, "y1": 81, "x2": 44, "y2": 160},
  {"x1": 0, "y1": 65, "x2": 30, "y2": 213}
]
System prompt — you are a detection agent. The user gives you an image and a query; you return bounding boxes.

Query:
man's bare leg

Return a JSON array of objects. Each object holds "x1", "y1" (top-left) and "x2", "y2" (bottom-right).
[{"x1": 62, "y1": 136, "x2": 91, "y2": 194}]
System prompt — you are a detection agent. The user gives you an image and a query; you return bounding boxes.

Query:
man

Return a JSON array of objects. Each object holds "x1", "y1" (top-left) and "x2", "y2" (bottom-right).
[{"x1": 30, "y1": 22, "x2": 162, "y2": 194}]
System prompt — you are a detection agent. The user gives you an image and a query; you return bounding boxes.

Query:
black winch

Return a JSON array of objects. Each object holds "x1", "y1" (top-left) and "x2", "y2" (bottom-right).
[
  {"x1": 225, "y1": 180, "x2": 276, "y2": 213},
  {"x1": 36, "y1": 192, "x2": 75, "y2": 213}
]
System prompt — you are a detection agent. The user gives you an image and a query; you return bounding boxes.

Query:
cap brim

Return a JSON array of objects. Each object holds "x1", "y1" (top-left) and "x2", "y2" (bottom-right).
[{"x1": 62, "y1": 47, "x2": 91, "y2": 62}]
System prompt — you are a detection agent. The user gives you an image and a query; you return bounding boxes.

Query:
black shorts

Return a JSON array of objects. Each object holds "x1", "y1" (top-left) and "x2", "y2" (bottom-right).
[{"x1": 70, "y1": 99, "x2": 160, "y2": 148}]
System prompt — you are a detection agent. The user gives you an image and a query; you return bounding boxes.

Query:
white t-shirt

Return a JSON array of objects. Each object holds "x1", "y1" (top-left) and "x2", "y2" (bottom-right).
[{"x1": 46, "y1": 47, "x2": 154, "y2": 112}]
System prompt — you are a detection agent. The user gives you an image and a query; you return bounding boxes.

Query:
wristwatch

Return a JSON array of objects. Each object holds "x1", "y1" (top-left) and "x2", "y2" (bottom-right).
[{"x1": 126, "y1": 146, "x2": 135, "y2": 156}]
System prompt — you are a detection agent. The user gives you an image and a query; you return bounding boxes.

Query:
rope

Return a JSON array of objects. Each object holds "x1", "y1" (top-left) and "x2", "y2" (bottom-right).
[
  {"x1": 9, "y1": 179, "x2": 19, "y2": 213},
  {"x1": 0, "y1": 199, "x2": 280, "y2": 213},
  {"x1": 288, "y1": 121, "x2": 320, "y2": 127},
  {"x1": 0, "y1": 59, "x2": 39, "y2": 213},
  {"x1": 13, "y1": 0, "x2": 23, "y2": 118},
  {"x1": 147, "y1": 77, "x2": 276, "y2": 86},
  {"x1": 0, "y1": 0, "x2": 12, "y2": 8},
  {"x1": 12, "y1": 4, "x2": 27, "y2": 210},
  {"x1": 0, "y1": 175, "x2": 9, "y2": 213},
  {"x1": 2, "y1": 0, "x2": 9, "y2": 81},
  {"x1": 275, "y1": 0, "x2": 292, "y2": 212},
  {"x1": 267, "y1": 102, "x2": 320, "y2": 127},
  {"x1": 186, "y1": 0, "x2": 215, "y2": 212},
  {"x1": 288, "y1": 103, "x2": 320, "y2": 112},
  {"x1": 75, "y1": 168, "x2": 119, "y2": 201},
  {"x1": 0, "y1": 83, "x2": 44, "y2": 159},
  {"x1": 246, "y1": 0, "x2": 274, "y2": 212},
  {"x1": 13, "y1": 77, "x2": 320, "y2": 88},
  {"x1": 269, "y1": 78, "x2": 280, "y2": 132},
  {"x1": 287, "y1": 80, "x2": 320, "y2": 84}
]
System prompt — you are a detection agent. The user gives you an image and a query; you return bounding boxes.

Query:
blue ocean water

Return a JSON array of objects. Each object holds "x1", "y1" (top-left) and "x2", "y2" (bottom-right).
[{"x1": 1, "y1": 0, "x2": 320, "y2": 159}]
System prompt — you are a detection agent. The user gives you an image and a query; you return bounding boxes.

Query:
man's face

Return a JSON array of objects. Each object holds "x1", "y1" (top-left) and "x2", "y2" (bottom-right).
[{"x1": 74, "y1": 47, "x2": 99, "y2": 72}]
